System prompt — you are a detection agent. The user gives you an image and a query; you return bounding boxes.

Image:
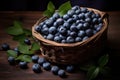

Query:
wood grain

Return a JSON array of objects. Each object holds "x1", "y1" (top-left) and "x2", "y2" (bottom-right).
[{"x1": 0, "y1": 11, "x2": 120, "y2": 80}]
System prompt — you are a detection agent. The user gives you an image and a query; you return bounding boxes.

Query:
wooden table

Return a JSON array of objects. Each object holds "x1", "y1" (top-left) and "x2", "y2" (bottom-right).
[{"x1": 0, "y1": 11, "x2": 120, "y2": 80}]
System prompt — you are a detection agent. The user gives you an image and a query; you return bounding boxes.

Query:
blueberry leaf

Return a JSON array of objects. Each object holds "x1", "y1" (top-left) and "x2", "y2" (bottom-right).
[
  {"x1": 23, "y1": 28, "x2": 32, "y2": 36},
  {"x1": 16, "y1": 55, "x2": 32, "y2": 62},
  {"x1": 7, "y1": 50, "x2": 17, "y2": 58},
  {"x1": 13, "y1": 34, "x2": 26, "y2": 43},
  {"x1": 47, "y1": 1, "x2": 55, "y2": 13},
  {"x1": 87, "y1": 66, "x2": 100, "y2": 80},
  {"x1": 31, "y1": 42, "x2": 40, "y2": 51},
  {"x1": 6, "y1": 21, "x2": 24, "y2": 36},
  {"x1": 43, "y1": 10, "x2": 54, "y2": 17},
  {"x1": 58, "y1": 1, "x2": 71, "y2": 16},
  {"x1": 18, "y1": 43, "x2": 30, "y2": 54},
  {"x1": 98, "y1": 54, "x2": 109, "y2": 67}
]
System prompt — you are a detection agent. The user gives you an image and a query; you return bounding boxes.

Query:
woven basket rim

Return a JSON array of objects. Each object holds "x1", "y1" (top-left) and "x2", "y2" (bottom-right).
[{"x1": 32, "y1": 7, "x2": 108, "y2": 47}]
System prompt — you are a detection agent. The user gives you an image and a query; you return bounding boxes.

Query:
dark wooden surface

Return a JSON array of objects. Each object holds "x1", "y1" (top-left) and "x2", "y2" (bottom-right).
[{"x1": 0, "y1": 11, "x2": 120, "y2": 80}]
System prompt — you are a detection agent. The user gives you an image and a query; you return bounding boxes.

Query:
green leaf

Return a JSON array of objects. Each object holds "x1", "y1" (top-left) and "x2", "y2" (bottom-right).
[
  {"x1": 23, "y1": 28, "x2": 32, "y2": 36},
  {"x1": 58, "y1": 1, "x2": 71, "y2": 16},
  {"x1": 31, "y1": 42, "x2": 40, "y2": 51},
  {"x1": 7, "y1": 50, "x2": 17, "y2": 58},
  {"x1": 87, "y1": 66, "x2": 100, "y2": 80},
  {"x1": 43, "y1": 10, "x2": 54, "y2": 17},
  {"x1": 16, "y1": 55, "x2": 32, "y2": 62},
  {"x1": 80, "y1": 63, "x2": 94, "y2": 71},
  {"x1": 13, "y1": 34, "x2": 26, "y2": 43},
  {"x1": 6, "y1": 21, "x2": 24, "y2": 36},
  {"x1": 18, "y1": 44, "x2": 30, "y2": 54},
  {"x1": 99, "y1": 66, "x2": 111, "y2": 76},
  {"x1": 47, "y1": 1, "x2": 55, "y2": 13},
  {"x1": 98, "y1": 54, "x2": 109, "y2": 67}
]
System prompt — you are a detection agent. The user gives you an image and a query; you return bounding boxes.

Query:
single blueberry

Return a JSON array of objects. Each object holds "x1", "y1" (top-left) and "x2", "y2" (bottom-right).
[
  {"x1": 63, "y1": 22, "x2": 70, "y2": 29},
  {"x1": 32, "y1": 55, "x2": 39, "y2": 63},
  {"x1": 49, "y1": 26, "x2": 56, "y2": 34},
  {"x1": 72, "y1": 6, "x2": 80, "y2": 10},
  {"x1": 76, "y1": 23, "x2": 83, "y2": 30},
  {"x1": 66, "y1": 36, "x2": 75, "y2": 43},
  {"x1": 41, "y1": 27, "x2": 49, "y2": 35},
  {"x1": 38, "y1": 57, "x2": 46, "y2": 66},
  {"x1": 83, "y1": 22, "x2": 89, "y2": 29},
  {"x1": 75, "y1": 9, "x2": 81, "y2": 14},
  {"x1": 56, "y1": 18, "x2": 64, "y2": 25},
  {"x1": 19, "y1": 62, "x2": 28, "y2": 69},
  {"x1": 51, "y1": 66, "x2": 59, "y2": 75},
  {"x1": 63, "y1": 14, "x2": 69, "y2": 20},
  {"x1": 42, "y1": 62, "x2": 51, "y2": 70},
  {"x1": 85, "y1": 18, "x2": 91, "y2": 23},
  {"x1": 34, "y1": 25, "x2": 41, "y2": 32},
  {"x1": 70, "y1": 31, "x2": 77, "y2": 37},
  {"x1": 52, "y1": 13, "x2": 60, "y2": 19},
  {"x1": 32, "y1": 63, "x2": 41, "y2": 73},
  {"x1": 78, "y1": 13, "x2": 85, "y2": 19},
  {"x1": 70, "y1": 24, "x2": 78, "y2": 31},
  {"x1": 85, "y1": 29, "x2": 93, "y2": 37},
  {"x1": 58, "y1": 69, "x2": 66, "y2": 77},
  {"x1": 45, "y1": 19, "x2": 53, "y2": 26},
  {"x1": 72, "y1": 15, "x2": 79, "y2": 21},
  {"x1": 61, "y1": 39, "x2": 66, "y2": 43},
  {"x1": 24, "y1": 38, "x2": 31, "y2": 45},
  {"x1": 75, "y1": 37, "x2": 82, "y2": 42},
  {"x1": 54, "y1": 36, "x2": 62, "y2": 43},
  {"x1": 46, "y1": 34, "x2": 54, "y2": 40},
  {"x1": 59, "y1": 34, "x2": 66, "y2": 40},
  {"x1": 92, "y1": 18, "x2": 98, "y2": 24},
  {"x1": 14, "y1": 47, "x2": 20, "y2": 55},
  {"x1": 82, "y1": 36, "x2": 89, "y2": 41},
  {"x1": 78, "y1": 30, "x2": 86, "y2": 37},
  {"x1": 59, "y1": 27, "x2": 67, "y2": 34},
  {"x1": 66, "y1": 65, "x2": 75, "y2": 73},
  {"x1": 8, "y1": 56, "x2": 15, "y2": 65},
  {"x1": 1, "y1": 43, "x2": 10, "y2": 51},
  {"x1": 67, "y1": 10, "x2": 75, "y2": 16},
  {"x1": 81, "y1": 7, "x2": 88, "y2": 13}
]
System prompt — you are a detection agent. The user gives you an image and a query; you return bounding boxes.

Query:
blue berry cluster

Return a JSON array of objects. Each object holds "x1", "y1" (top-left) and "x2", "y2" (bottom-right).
[{"x1": 35, "y1": 6, "x2": 103, "y2": 43}]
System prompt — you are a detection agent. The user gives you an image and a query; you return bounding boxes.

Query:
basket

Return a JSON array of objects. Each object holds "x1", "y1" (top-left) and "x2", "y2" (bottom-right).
[{"x1": 32, "y1": 7, "x2": 109, "y2": 65}]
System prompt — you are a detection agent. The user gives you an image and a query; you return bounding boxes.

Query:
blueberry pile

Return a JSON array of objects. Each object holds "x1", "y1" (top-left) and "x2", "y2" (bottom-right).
[{"x1": 35, "y1": 6, "x2": 103, "y2": 43}]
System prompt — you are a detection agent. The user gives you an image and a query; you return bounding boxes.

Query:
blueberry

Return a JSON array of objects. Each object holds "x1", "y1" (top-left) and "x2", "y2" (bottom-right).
[
  {"x1": 42, "y1": 62, "x2": 51, "y2": 70},
  {"x1": 67, "y1": 18, "x2": 73, "y2": 23},
  {"x1": 78, "y1": 13, "x2": 85, "y2": 19},
  {"x1": 81, "y1": 7, "x2": 88, "y2": 13},
  {"x1": 1, "y1": 43, "x2": 10, "y2": 51},
  {"x1": 46, "y1": 34, "x2": 54, "y2": 40},
  {"x1": 85, "y1": 12, "x2": 91, "y2": 18},
  {"x1": 32, "y1": 55, "x2": 39, "y2": 63},
  {"x1": 59, "y1": 34, "x2": 66, "y2": 40},
  {"x1": 75, "y1": 9, "x2": 81, "y2": 14},
  {"x1": 19, "y1": 62, "x2": 28, "y2": 69},
  {"x1": 56, "y1": 18, "x2": 64, "y2": 25},
  {"x1": 41, "y1": 27, "x2": 49, "y2": 35},
  {"x1": 35, "y1": 25, "x2": 41, "y2": 32},
  {"x1": 58, "y1": 69, "x2": 66, "y2": 77},
  {"x1": 8, "y1": 56, "x2": 15, "y2": 65},
  {"x1": 49, "y1": 26, "x2": 56, "y2": 34},
  {"x1": 14, "y1": 47, "x2": 20, "y2": 55},
  {"x1": 63, "y1": 22, "x2": 70, "y2": 29},
  {"x1": 32, "y1": 63, "x2": 41, "y2": 73},
  {"x1": 75, "y1": 37, "x2": 82, "y2": 42},
  {"x1": 38, "y1": 57, "x2": 46, "y2": 65},
  {"x1": 52, "y1": 13, "x2": 60, "y2": 19},
  {"x1": 67, "y1": 10, "x2": 75, "y2": 16},
  {"x1": 83, "y1": 22, "x2": 89, "y2": 29},
  {"x1": 78, "y1": 30, "x2": 86, "y2": 37},
  {"x1": 70, "y1": 24, "x2": 77, "y2": 31},
  {"x1": 70, "y1": 31, "x2": 77, "y2": 37},
  {"x1": 82, "y1": 36, "x2": 89, "y2": 41},
  {"x1": 76, "y1": 23, "x2": 83, "y2": 30},
  {"x1": 45, "y1": 19, "x2": 53, "y2": 26},
  {"x1": 66, "y1": 65, "x2": 74, "y2": 73},
  {"x1": 96, "y1": 25, "x2": 102, "y2": 32},
  {"x1": 51, "y1": 66, "x2": 59, "y2": 75},
  {"x1": 24, "y1": 38, "x2": 31, "y2": 45},
  {"x1": 63, "y1": 14, "x2": 69, "y2": 20},
  {"x1": 72, "y1": 15, "x2": 79, "y2": 21},
  {"x1": 66, "y1": 36, "x2": 75, "y2": 43},
  {"x1": 95, "y1": 13, "x2": 101, "y2": 18},
  {"x1": 85, "y1": 29, "x2": 93, "y2": 37},
  {"x1": 53, "y1": 22, "x2": 58, "y2": 27},
  {"x1": 92, "y1": 18, "x2": 98, "y2": 24},
  {"x1": 59, "y1": 27, "x2": 67, "y2": 34},
  {"x1": 61, "y1": 39, "x2": 66, "y2": 43},
  {"x1": 98, "y1": 18, "x2": 103, "y2": 23},
  {"x1": 72, "y1": 6, "x2": 80, "y2": 10},
  {"x1": 85, "y1": 18, "x2": 91, "y2": 23},
  {"x1": 54, "y1": 36, "x2": 61, "y2": 43}
]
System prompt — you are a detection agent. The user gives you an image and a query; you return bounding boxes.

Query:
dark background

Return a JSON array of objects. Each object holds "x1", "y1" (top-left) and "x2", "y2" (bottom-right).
[{"x1": 0, "y1": 0, "x2": 119, "y2": 11}]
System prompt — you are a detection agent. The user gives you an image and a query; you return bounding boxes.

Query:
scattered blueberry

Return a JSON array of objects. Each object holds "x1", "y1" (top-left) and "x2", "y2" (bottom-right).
[
  {"x1": 32, "y1": 55, "x2": 39, "y2": 63},
  {"x1": 19, "y1": 61, "x2": 28, "y2": 69},
  {"x1": 51, "y1": 66, "x2": 59, "y2": 75},
  {"x1": 32, "y1": 63, "x2": 41, "y2": 73},
  {"x1": 8, "y1": 56, "x2": 15, "y2": 65},
  {"x1": 66, "y1": 65, "x2": 74, "y2": 73},
  {"x1": 42, "y1": 62, "x2": 51, "y2": 70},
  {"x1": 2, "y1": 43, "x2": 10, "y2": 51},
  {"x1": 24, "y1": 39, "x2": 31, "y2": 45},
  {"x1": 38, "y1": 57, "x2": 46, "y2": 65},
  {"x1": 58, "y1": 69, "x2": 66, "y2": 77}
]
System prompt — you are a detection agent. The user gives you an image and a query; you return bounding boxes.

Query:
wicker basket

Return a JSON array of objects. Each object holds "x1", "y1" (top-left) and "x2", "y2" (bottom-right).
[{"x1": 32, "y1": 7, "x2": 109, "y2": 65}]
